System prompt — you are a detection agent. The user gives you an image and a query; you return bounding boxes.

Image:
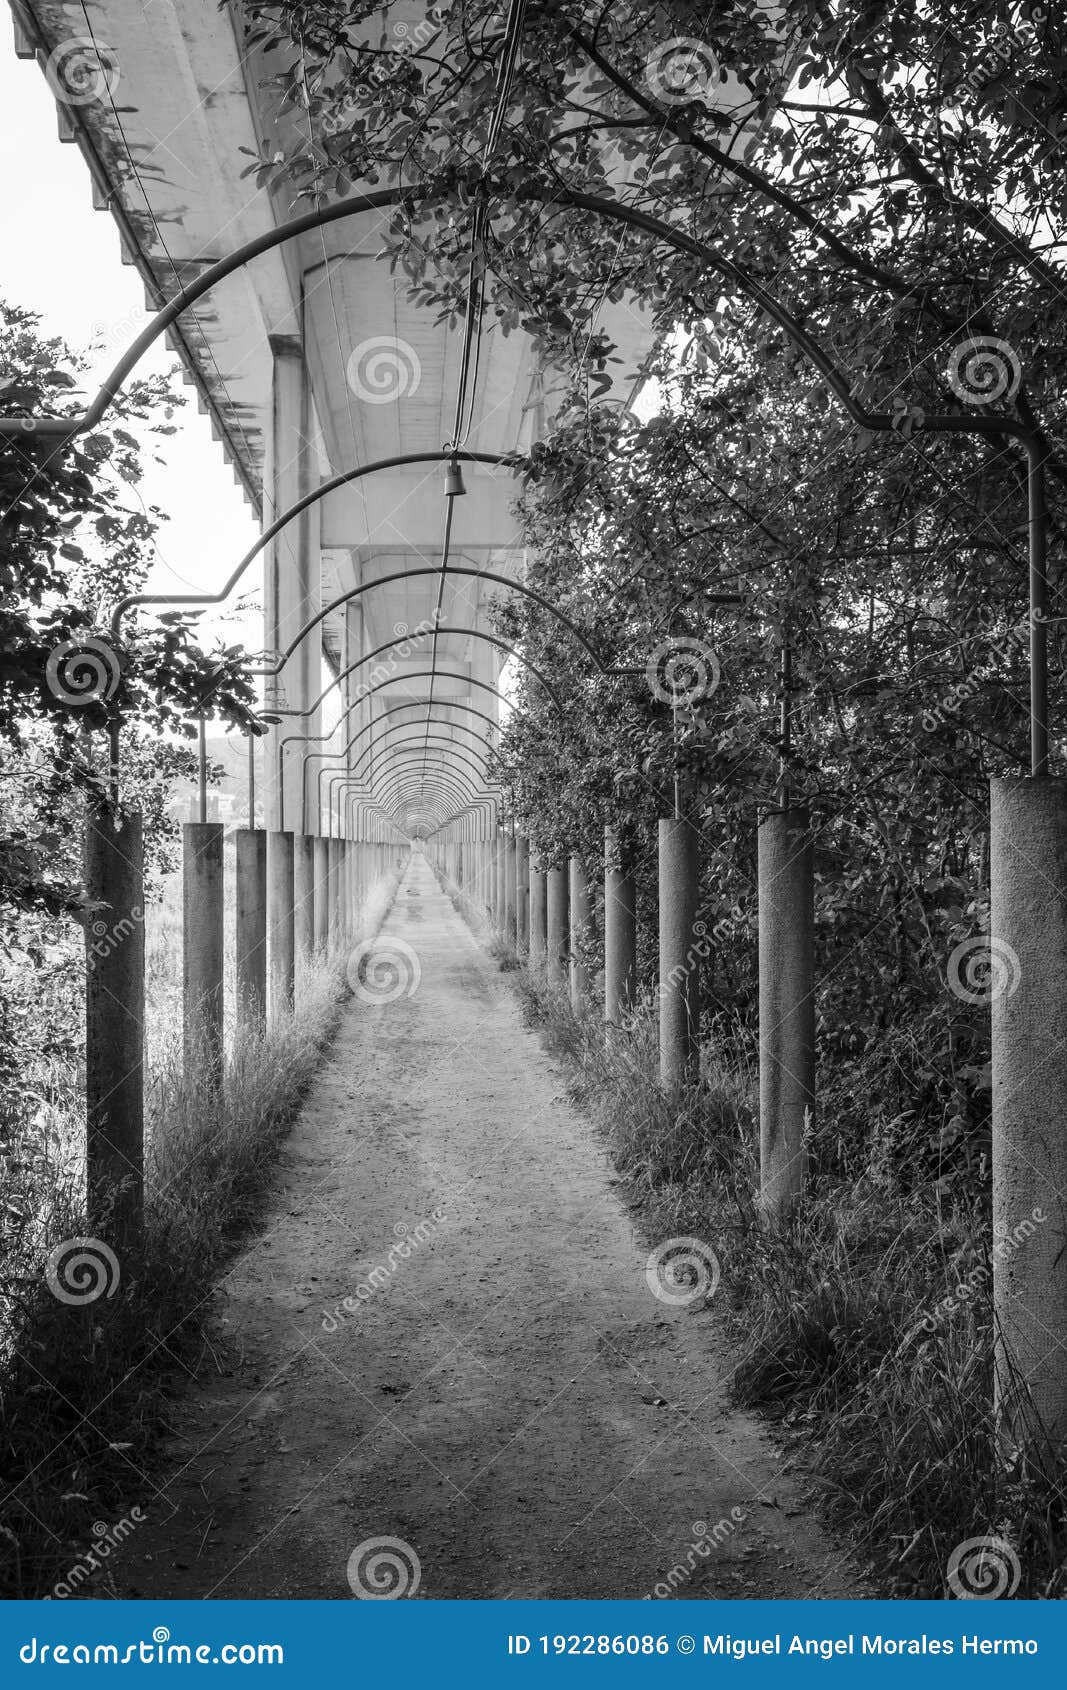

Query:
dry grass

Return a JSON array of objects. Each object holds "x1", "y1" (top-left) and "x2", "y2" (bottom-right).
[
  {"x1": 0, "y1": 854, "x2": 404, "y2": 1597},
  {"x1": 509, "y1": 956, "x2": 1067, "y2": 1601}
]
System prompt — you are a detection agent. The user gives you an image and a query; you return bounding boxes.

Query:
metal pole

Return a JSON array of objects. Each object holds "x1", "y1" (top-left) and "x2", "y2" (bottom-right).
[{"x1": 529, "y1": 853, "x2": 547, "y2": 966}]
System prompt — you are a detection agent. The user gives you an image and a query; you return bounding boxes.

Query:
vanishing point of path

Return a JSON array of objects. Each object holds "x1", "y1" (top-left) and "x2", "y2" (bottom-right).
[{"x1": 117, "y1": 853, "x2": 859, "y2": 1600}]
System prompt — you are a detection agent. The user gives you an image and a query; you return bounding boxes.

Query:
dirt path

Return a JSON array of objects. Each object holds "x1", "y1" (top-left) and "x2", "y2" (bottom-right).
[{"x1": 116, "y1": 852, "x2": 860, "y2": 1601}]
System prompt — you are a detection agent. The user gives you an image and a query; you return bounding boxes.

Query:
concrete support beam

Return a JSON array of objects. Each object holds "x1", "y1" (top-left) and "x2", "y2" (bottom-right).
[
  {"x1": 516, "y1": 836, "x2": 530, "y2": 948},
  {"x1": 758, "y1": 809, "x2": 814, "y2": 1215},
  {"x1": 546, "y1": 865, "x2": 570, "y2": 988},
  {"x1": 529, "y1": 856, "x2": 547, "y2": 965},
  {"x1": 990, "y1": 775, "x2": 1067, "y2": 1466},
  {"x1": 569, "y1": 855, "x2": 593, "y2": 1011},
  {"x1": 604, "y1": 825, "x2": 637, "y2": 1031},
  {"x1": 84, "y1": 803, "x2": 144, "y2": 1247},
  {"x1": 293, "y1": 832, "x2": 316, "y2": 967},
  {"x1": 235, "y1": 827, "x2": 268, "y2": 1030},
  {"x1": 313, "y1": 835, "x2": 329, "y2": 952},
  {"x1": 504, "y1": 836, "x2": 518, "y2": 946},
  {"x1": 658, "y1": 817, "x2": 701, "y2": 1090},
  {"x1": 267, "y1": 829, "x2": 295, "y2": 1016},
  {"x1": 183, "y1": 821, "x2": 224, "y2": 1083}
]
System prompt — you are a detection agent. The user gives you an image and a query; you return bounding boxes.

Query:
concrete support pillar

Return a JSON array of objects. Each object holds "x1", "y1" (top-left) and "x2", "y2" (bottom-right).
[
  {"x1": 568, "y1": 855, "x2": 593, "y2": 1010},
  {"x1": 529, "y1": 856, "x2": 547, "y2": 966},
  {"x1": 84, "y1": 802, "x2": 144, "y2": 1247},
  {"x1": 546, "y1": 865, "x2": 570, "y2": 988},
  {"x1": 328, "y1": 838, "x2": 342, "y2": 948},
  {"x1": 313, "y1": 835, "x2": 329, "y2": 953},
  {"x1": 516, "y1": 837, "x2": 530, "y2": 948},
  {"x1": 263, "y1": 340, "x2": 320, "y2": 831},
  {"x1": 183, "y1": 821, "x2": 224, "y2": 1083},
  {"x1": 990, "y1": 776, "x2": 1067, "y2": 1465},
  {"x1": 504, "y1": 837, "x2": 518, "y2": 946},
  {"x1": 235, "y1": 827, "x2": 267, "y2": 1030},
  {"x1": 758, "y1": 809, "x2": 814, "y2": 1214},
  {"x1": 267, "y1": 829, "x2": 295, "y2": 1017},
  {"x1": 293, "y1": 832, "x2": 315, "y2": 968},
  {"x1": 658, "y1": 817, "x2": 701, "y2": 1090},
  {"x1": 604, "y1": 825, "x2": 637, "y2": 1030}
]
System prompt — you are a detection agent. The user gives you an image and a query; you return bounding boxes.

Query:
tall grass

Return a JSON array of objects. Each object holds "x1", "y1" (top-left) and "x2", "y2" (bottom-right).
[
  {"x1": 510, "y1": 960, "x2": 1067, "y2": 1600},
  {"x1": 0, "y1": 857, "x2": 403, "y2": 1597}
]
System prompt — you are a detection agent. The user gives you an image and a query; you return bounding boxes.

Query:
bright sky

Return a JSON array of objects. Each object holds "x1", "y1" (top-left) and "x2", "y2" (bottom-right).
[{"x1": 0, "y1": 35, "x2": 262, "y2": 659}]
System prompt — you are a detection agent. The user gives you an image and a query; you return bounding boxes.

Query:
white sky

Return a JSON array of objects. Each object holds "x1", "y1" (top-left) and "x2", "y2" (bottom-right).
[{"x1": 0, "y1": 34, "x2": 262, "y2": 661}]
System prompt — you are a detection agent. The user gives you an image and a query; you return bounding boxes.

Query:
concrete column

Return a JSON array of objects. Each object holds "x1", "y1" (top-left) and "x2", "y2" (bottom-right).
[
  {"x1": 183, "y1": 821, "x2": 224, "y2": 1082},
  {"x1": 658, "y1": 817, "x2": 701, "y2": 1090},
  {"x1": 529, "y1": 855, "x2": 547, "y2": 966},
  {"x1": 516, "y1": 836, "x2": 530, "y2": 948},
  {"x1": 504, "y1": 837, "x2": 518, "y2": 946},
  {"x1": 758, "y1": 809, "x2": 814, "y2": 1214},
  {"x1": 235, "y1": 827, "x2": 268, "y2": 1029},
  {"x1": 293, "y1": 832, "x2": 315, "y2": 968},
  {"x1": 263, "y1": 339, "x2": 320, "y2": 831},
  {"x1": 313, "y1": 835, "x2": 329, "y2": 952},
  {"x1": 990, "y1": 775, "x2": 1067, "y2": 1464},
  {"x1": 569, "y1": 855, "x2": 593, "y2": 1010},
  {"x1": 84, "y1": 802, "x2": 144, "y2": 1247},
  {"x1": 546, "y1": 865, "x2": 570, "y2": 988},
  {"x1": 604, "y1": 825, "x2": 637, "y2": 1030},
  {"x1": 328, "y1": 838, "x2": 342, "y2": 948},
  {"x1": 267, "y1": 829, "x2": 295, "y2": 1016}
]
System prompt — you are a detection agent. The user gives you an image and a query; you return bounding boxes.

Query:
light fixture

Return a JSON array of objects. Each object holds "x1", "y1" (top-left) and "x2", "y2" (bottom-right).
[{"x1": 444, "y1": 456, "x2": 467, "y2": 498}]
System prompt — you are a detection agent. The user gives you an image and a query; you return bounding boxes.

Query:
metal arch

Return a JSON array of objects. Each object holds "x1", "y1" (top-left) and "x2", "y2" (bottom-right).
[
  {"x1": 295, "y1": 693, "x2": 502, "y2": 832},
  {"x1": 2, "y1": 180, "x2": 1043, "y2": 769},
  {"x1": 353, "y1": 736, "x2": 499, "y2": 792},
  {"x1": 297, "y1": 669, "x2": 513, "y2": 831},
  {"x1": 109, "y1": 450, "x2": 520, "y2": 636},
  {"x1": 254, "y1": 569, "x2": 637, "y2": 682}
]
